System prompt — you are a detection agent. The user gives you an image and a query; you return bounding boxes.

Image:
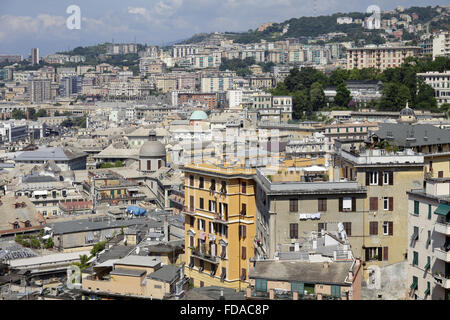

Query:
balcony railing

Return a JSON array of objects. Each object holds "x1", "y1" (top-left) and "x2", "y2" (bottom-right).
[{"x1": 191, "y1": 249, "x2": 220, "y2": 264}]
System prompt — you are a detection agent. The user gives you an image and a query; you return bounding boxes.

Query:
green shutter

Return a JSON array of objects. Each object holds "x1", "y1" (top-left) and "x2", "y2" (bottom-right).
[
  {"x1": 424, "y1": 282, "x2": 430, "y2": 296},
  {"x1": 413, "y1": 251, "x2": 419, "y2": 266},
  {"x1": 414, "y1": 201, "x2": 419, "y2": 215},
  {"x1": 331, "y1": 285, "x2": 341, "y2": 298},
  {"x1": 428, "y1": 204, "x2": 432, "y2": 220},
  {"x1": 410, "y1": 276, "x2": 418, "y2": 290},
  {"x1": 291, "y1": 282, "x2": 304, "y2": 294},
  {"x1": 424, "y1": 256, "x2": 430, "y2": 271},
  {"x1": 255, "y1": 279, "x2": 267, "y2": 292}
]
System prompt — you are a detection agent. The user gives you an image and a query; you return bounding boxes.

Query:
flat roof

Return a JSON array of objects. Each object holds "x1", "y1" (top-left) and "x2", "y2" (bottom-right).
[
  {"x1": 110, "y1": 268, "x2": 146, "y2": 277},
  {"x1": 9, "y1": 251, "x2": 90, "y2": 268},
  {"x1": 114, "y1": 255, "x2": 161, "y2": 268}
]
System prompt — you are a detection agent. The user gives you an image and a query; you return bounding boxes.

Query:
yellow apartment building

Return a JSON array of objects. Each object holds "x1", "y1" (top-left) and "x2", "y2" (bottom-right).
[{"x1": 183, "y1": 162, "x2": 256, "y2": 290}]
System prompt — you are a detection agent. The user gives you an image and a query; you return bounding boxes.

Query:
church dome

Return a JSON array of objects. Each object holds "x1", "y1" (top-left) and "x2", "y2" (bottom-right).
[
  {"x1": 189, "y1": 110, "x2": 208, "y2": 121},
  {"x1": 399, "y1": 105, "x2": 415, "y2": 117},
  {"x1": 139, "y1": 141, "x2": 166, "y2": 158}
]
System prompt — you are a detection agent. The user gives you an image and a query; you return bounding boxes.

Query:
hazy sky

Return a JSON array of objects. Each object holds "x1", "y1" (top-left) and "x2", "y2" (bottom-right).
[{"x1": 0, "y1": 0, "x2": 448, "y2": 56}]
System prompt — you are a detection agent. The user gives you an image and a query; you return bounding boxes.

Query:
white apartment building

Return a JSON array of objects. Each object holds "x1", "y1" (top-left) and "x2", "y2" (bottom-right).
[
  {"x1": 407, "y1": 177, "x2": 450, "y2": 300},
  {"x1": 418, "y1": 71, "x2": 450, "y2": 106},
  {"x1": 346, "y1": 45, "x2": 420, "y2": 71},
  {"x1": 432, "y1": 32, "x2": 450, "y2": 59}
]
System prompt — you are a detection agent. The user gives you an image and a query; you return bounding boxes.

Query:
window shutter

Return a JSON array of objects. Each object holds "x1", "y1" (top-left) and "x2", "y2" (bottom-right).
[
  {"x1": 365, "y1": 172, "x2": 370, "y2": 186},
  {"x1": 389, "y1": 197, "x2": 393, "y2": 211},
  {"x1": 190, "y1": 236, "x2": 194, "y2": 247},
  {"x1": 365, "y1": 248, "x2": 370, "y2": 261},
  {"x1": 352, "y1": 197, "x2": 356, "y2": 212},
  {"x1": 389, "y1": 221, "x2": 393, "y2": 236},
  {"x1": 370, "y1": 197, "x2": 378, "y2": 211},
  {"x1": 378, "y1": 171, "x2": 383, "y2": 186},
  {"x1": 389, "y1": 171, "x2": 393, "y2": 185},
  {"x1": 378, "y1": 247, "x2": 383, "y2": 261},
  {"x1": 242, "y1": 246, "x2": 246, "y2": 260},
  {"x1": 197, "y1": 219, "x2": 200, "y2": 230},
  {"x1": 383, "y1": 246, "x2": 389, "y2": 261},
  {"x1": 339, "y1": 198, "x2": 343, "y2": 212},
  {"x1": 243, "y1": 225, "x2": 246, "y2": 238}
]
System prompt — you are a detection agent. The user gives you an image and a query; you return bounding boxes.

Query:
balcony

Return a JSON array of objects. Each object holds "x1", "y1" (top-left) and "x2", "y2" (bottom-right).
[
  {"x1": 435, "y1": 248, "x2": 450, "y2": 262},
  {"x1": 191, "y1": 248, "x2": 220, "y2": 264},
  {"x1": 433, "y1": 274, "x2": 450, "y2": 289},
  {"x1": 435, "y1": 221, "x2": 450, "y2": 235}
]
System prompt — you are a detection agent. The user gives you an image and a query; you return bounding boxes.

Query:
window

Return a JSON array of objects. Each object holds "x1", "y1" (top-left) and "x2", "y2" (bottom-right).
[
  {"x1": 189, "y1": 175, "x2": 194, "y2": 187},
  {"x1": 239, "y1": 225, "x2": 247, "y2": 239},
  {"x1": 241, "y1": 268, "x2": 247, "y2": 281},
  {"x1": 221, "y1": 245, "x2": 227, "y2": 259},
  {"x1": 318, "y1": 198, "x2": 327, "y2": 212},
  {"x1": 331, "y1": 285, "x2": 341, "y2": 298},
  {"x1": 413, "y1": 251, "x2": 419, "y2": 266},
  {"x1": 210, "y1": 179, "x2": 216, "y2": 191},
  {"x1": 221, "y1": 181, "x2": 227, "y2": 194},
  {"x1": 369, "y1": 221, "x2": 378, "y2": 235},
  {"x1": 342, "y1": 197, "x2": 352, "y2": 211},
  {"x1": 199, "y1": 198, "x2": 204, "y2": 210},
  {"x1": 199, "y1": 177, "x2": 204, "y2": 189},
  {"x1": 414, "y1": 201, "x2": 419, "y2": 215},
  {"x1": 383, "y1": 222, "x2": 389, "y2": 235},
  {"x1": 382, "y1": 197, "x2": 389, "y2": 211},
  {"x1": 208, "y1": 200, "x2": 217, "y2": 213},
  {"x1": 198, "y1": 219, "x2": 205, "y2": 231},
  {"x1": 289, "y1": 199, "x2": 298, "y2": 212},
  {"x1": 189, "y1": 196, "x2": 194, "y2": 211},
  {"x1": 368, "y1": 172, "x2": 378, "y2": 185},
  {"x1": 241, "y1": 203, "x2": 247, "y2": 216},
  {"x1": 256, "y1": 279, "x2": 268, "y2": 292},
  {"x1": 242, "y1": 246, "x2": 246, "y2": 260},
  {"x1": 365, "y1": 247, "x2": 382, "y2": 261},
  {"x1": 242, "y1": 182, "x2": 247, "y2": 194},
  {"x1": 343, "y1": 222, "x2": 352, "y2": 236},
  {"x1": 221, "y1": 267, "x2": 226, "y2": 282},
  {"x1": 318, "y1": 223, "x2": 327, "y2": 232},
  {"x1": 290, "y1": 223, "x2": 298, "y2": 239},
  {"x1": 370, "y1": 197, "x2": 378, "y2": 211}
]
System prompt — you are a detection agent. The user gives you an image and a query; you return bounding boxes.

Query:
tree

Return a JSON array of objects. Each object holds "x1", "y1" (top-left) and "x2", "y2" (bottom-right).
[
  {"x1": 310, "y1": 81, "x2": 326, "y2": 111},
  {"x1": 12, "y1": 109, "x2": 26, "y2": 120},
  {"x1": 292, "y1": 90, "x2": 311, "y2": 119},
  {"x1": 379, "y1": 83, "x2": 410, "y2": 111},
  {"x1": 90, "y1": 241, "x2": 106, "y2": 257},
  {"x1": 334, "y1": 81, "x2": 351, "y2": 108},
  {"x1": 415, "y1": 79, "x2": 438, "y2": 111},
  {"x1": 72, "y1": 254, "x2": 90, "y2": 271}
]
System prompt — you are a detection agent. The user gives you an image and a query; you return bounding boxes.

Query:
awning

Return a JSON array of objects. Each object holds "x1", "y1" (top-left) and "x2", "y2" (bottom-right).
[{"x1": 434, "y1": 203, "x2": 450, "y2": 216}]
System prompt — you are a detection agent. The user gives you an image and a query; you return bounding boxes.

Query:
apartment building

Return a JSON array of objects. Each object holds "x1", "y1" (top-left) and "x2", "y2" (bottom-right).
[
  {"x1": 346, "y1": 46, "x2": 420, "y2": 71},
  {"x1": 183, "y1": 163, "x2": 256, "y2": 290},
  {"x1": 82, "y1": 171, "x2": 147, "y2": 207},
  {"x1": 336, "y1": 147, "x2": 424, "y2": 278},
  {"x1": 247, "y1": 231, "x2": 362, "y2": 300},
  {"x1": 368, "y1": 121, "x2": 450, "y2": 179},
  {"x1": 417, "y1": 71, "x2": 450, "y2": 106},
  {"x1": 201, "y1": 76, "x2": 233, "y2": 93},
  {"x1": 407, "y1": 177, "x2": 450, "y2": 300},
  {"x1": 14, "y1": 177, "x2": 85, "y2": 217},
  {"x1": 286, "y1": 133, "x2": 328, "y2": 159},
  {"x1": 324, "y1": 121, "x2": 378, "y2": 152},
  {"x1": 28, "y1": 78, "x2": 52, "y2": 103},
  {"x1": 253, "y1": 165, "x2": 367, "y2": 260}
]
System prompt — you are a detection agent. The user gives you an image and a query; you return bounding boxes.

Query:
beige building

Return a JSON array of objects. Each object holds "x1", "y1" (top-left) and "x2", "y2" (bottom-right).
[{"x1": 346, "y1": 46, "x2": 420, "y2": 71}]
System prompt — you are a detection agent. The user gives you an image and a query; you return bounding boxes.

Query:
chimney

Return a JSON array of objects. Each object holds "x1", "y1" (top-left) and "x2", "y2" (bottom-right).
[
  {"x1": 323, "y1": 262, "x2": 329, "y2": 269},
  {"x1": 348, "y1": 271, "x2": 354, "y2": 282}
]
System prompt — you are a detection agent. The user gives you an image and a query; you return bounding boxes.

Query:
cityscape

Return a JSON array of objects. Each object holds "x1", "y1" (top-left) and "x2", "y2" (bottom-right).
[{"x1": 1, "y1": 1, "x2": 450, "y2": 305}]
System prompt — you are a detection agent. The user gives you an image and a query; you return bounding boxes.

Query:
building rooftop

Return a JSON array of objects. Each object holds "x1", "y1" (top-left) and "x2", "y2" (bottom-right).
[
  {"x1": 114, "y1": 255, "x2": 161, "y2": 268},
  {"x1": 110, "y1": 268, "x2": 146, "y2": 277},
  {"x1": 147, "y1": 265, "x2": 179, "y2": 283},
  {"x1": 250, "y1": 260, "x2": 353, "y2": 285}
]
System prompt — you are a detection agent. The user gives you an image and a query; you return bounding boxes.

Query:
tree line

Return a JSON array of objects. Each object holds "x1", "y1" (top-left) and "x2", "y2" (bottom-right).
[{"x1": 270, "y1": 56, "x2": 450, "y2": 120}]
